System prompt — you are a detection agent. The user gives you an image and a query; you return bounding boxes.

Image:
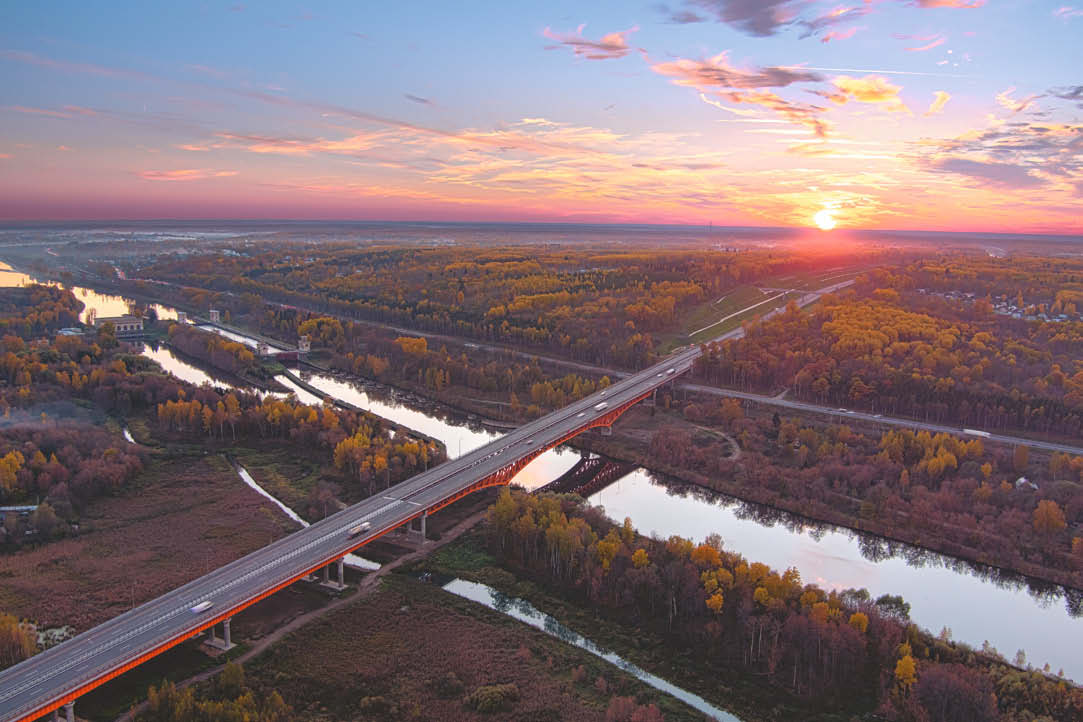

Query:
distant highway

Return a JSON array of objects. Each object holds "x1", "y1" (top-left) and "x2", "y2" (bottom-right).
[
  {"x1": 0, "y1": 348, "x2": 699, "y2": 722},
  {"x1": 102, "y1": 272, "x2": 1083, "y2": 455}
]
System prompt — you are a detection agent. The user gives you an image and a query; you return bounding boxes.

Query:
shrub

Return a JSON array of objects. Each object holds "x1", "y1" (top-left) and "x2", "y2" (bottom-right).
[
  {"x1": 432, "y1": 671, "x2": 464, "y2": 698},
  {"x1": 463, "y1": 683, "x2": 520, "y2": 713}
]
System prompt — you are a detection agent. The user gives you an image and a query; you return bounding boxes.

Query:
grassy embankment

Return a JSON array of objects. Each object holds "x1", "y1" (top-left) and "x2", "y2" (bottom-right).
[
  {"x1": 241, "y1": 573, "x2": 712, "y2": 721},
  {"x1": 412, "y1": 532, "x2": 835, "y2": 722}
]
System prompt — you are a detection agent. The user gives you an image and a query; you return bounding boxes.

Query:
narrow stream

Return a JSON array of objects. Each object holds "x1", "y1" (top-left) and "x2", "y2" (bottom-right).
[
  {"x1": 444, "y1": 578, "x2": 739, "y2": 721},
  {"x1": 6, "y1": 265, "x2": 1081, "y2": 681},
  {"x1": 235, "y1": 466, "x2": 378, "y2": 571}
]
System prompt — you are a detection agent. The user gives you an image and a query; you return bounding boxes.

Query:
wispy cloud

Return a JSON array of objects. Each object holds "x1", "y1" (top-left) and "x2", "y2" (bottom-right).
[
  {"x1": 404, "y1": 93, "x2": 435, "y2": 106},
  {"x1": 915, "y1": 119, "x2": 1083, "y2": 194},
  {"x1": 913, "y1": 0, "x2": 984, "y2": 7},
  {"x1": 1054, "y1": 6, "x2": 1083, "y2": 19},
  {"x1": 800, "y1": 5, "x2": 869, "y2": 40},
  {"x1": 928, "y1": 157, "x2": 1041, "y2": 188},
  {"x1": 821, "y1": 27, "x2": 859, "y2": 43},
  {"x1": 925, "y1": 90, "x2": 951, "y2": 115},
  {"x1": 0, "y1": 49, "x2": 152, "y2": 81},
  {"x1": 1051, "y1": 85, "x2": 1083, "y2": 108},
  {"x1": 655, "y1": 4, "x2": 708, "y2": 23},
  {"x1": 687, "y1": 0, "x2": 799, "y2": 36},
  {"x1": 542, "y1": 25, "x2": 638, "y2": 60},
  {"x1": 651, "y1": 52, "x2": 822, "y2": 90},
  {"x1": 717, "y1": 90, "x2": 832, "y2": 137},
  {"x1": 6, "y1": 105, "x2": 73, "y2": 118},
  {"x1": 995, "y1": 87, "x2": 1041, "y2": 113},
  {"x1": 906, "y1": 34, "x2": 947, "y2": 51},
  {"x1": 139, "y1": 169, "x2": 239, "y2": 181},
  {"x1": 821, "y1": 75, "x2": 911, "y2": 113},
  {"x1": 669, "y1": 0, "x2": 983, "y2": 38}
]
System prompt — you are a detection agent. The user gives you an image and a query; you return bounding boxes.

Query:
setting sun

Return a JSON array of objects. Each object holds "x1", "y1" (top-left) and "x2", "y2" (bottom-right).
[{"x1": 814, "y1": 209, "x2": 837, "y2": 231}]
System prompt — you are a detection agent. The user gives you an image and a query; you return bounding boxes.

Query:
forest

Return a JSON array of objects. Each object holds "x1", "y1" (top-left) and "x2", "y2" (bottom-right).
[
  {"x1": 131, "y1": 244, "x2": 874, "y2": 367},
  {"x1": 0, "y1": 284, "x2": 82, "y2": 339},
  {"x1": 486, "y1": 488, "x2": 1083, "y2": 722},
  {"x1": 695, "y1": 259, "x2": 1083, "y2": 438},
  {"x1": 0, "y1": 285, "x2": 442, "y2": 543},
  {"x1": 166, "y1": 323, "x2": 260, "y2": 379},
  {"x1": 647, "y1": 395, "x2": 1083, "y2": 588}
]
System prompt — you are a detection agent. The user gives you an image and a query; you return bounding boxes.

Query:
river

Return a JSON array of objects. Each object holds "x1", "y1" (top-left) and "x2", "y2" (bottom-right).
[{"x1": 5, "y1": 265, "x2": 1081, "y2": 681}]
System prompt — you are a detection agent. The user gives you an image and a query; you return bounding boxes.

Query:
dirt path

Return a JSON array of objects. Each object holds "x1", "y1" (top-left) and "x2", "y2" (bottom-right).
[
  {"x1": 692, "y1": 424, "x2": 741, "y2": 461},
  {"x1": 114, "y1": 507, "x2": 489, "y2": 721}
]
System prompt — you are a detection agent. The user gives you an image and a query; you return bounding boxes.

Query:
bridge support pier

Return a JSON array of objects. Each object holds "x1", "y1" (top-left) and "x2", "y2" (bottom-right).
[
  {"x1": 399, "y1": 511, "x2": 428, "y2": 545},
  {"x1": 206, "y1": 617, "x2": 235, "y2": 652},
  {"x1": 319, "y1": 557, "x2": 347, "y2": 591},
  {"x1": 65, "y1": 701, "x2": 75, "y2": 722}
]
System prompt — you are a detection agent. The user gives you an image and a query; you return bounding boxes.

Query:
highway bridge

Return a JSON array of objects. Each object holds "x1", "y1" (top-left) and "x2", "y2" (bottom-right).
[{"x1": 0, "y1": 348, "x2": 699, "y2": 722}]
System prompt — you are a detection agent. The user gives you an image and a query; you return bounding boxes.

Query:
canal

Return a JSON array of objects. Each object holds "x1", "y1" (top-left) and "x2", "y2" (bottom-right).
[{"x1": 5, "y1": 264, "x2": 1080, "y2": 681}]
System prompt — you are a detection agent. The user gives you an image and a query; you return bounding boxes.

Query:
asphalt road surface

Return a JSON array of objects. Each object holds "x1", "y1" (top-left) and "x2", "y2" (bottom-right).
[{"x1": 0, "y1": 349, "x2": 699, "y2": 722}]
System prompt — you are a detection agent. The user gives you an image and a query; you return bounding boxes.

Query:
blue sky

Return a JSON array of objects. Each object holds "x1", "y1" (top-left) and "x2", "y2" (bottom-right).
[{"x1": 1, "y1": 1, "x2": 1081, "y2": 231}]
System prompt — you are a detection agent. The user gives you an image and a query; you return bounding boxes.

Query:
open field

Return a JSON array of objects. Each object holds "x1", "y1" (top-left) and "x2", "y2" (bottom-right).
[
  {"x1": 0, "y1": 451, "x2": 297, "y2": 633},
  {"x1": 244, "y1": 573, "x2": 708, "y2": 721},
  {"x1": 417, "y1": 534, "x2": 815, "y2": 722}
]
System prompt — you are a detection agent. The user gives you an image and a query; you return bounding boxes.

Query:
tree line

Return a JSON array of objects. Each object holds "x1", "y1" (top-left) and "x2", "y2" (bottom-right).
[{"x1": 487, "y1": 489, "x2": 1083, "y2": 721}]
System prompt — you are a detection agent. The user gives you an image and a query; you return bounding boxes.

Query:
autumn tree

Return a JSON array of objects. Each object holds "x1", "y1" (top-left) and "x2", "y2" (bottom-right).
[
  {"x1": 1033, "y1": 499, "x2": 1067, "y2": 537},
  {"x1": 0, "y1": 613, "x2": 35, "y2": 668}
]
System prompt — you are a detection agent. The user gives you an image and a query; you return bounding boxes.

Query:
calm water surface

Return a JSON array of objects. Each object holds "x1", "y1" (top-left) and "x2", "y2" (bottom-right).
[
  {"x1": 6, "y1": 265, "x2": 1080, "y2": 681},
  {"x1": 444, "y1": 577, "x2": 739, "y2": 721}
]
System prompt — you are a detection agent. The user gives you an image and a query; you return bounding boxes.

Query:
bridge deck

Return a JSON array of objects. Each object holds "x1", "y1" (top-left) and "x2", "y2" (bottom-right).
[{"x1": 0, "y1": 348, "x2": 698, "y2": 722}]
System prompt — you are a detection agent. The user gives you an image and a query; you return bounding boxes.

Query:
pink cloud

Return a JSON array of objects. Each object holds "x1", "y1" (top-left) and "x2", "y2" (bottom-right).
[
  {"x1": 542, "y1": 25, "x2": 638, "y2": 60},
  {"x1": 906, "y1": 35, "x2": 947, "y2": 51},
  {"x1": 828, "y1": 75, "x2": 910, "y2": 113},
  {"x1": 7, "y1": 105, "x2": 72, "y2": 118},
  {"x1": 138, "y1": 169, "x2": 239, "y2": 181},
  {"x1": 912, "y1": 0, "x2": 985, "y2": 7},
  {"x1": 996, "y1": 88, "x2": 1040, "y2": 113},
  {"x1": 925, "y1": 90, "x2": 951, "y2": 115},
  {"x1": 0, "y1": 49, "x2": 152, "y2": 81},
  {"x1": 651, "y1": 52, "x2": 822, "y2": 90},
  {"x1": 821, "y1": 27, "x2": 859, "y2": 42}
]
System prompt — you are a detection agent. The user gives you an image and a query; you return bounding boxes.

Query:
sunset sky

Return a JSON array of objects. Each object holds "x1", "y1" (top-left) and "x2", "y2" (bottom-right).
[{"x1": 2, "y1": 0, "x2": 1081, "y2": 232}]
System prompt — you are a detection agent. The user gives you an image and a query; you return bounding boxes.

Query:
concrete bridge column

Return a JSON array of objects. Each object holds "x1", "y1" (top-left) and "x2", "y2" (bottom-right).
[
  {"x1": 65, "y1": 702, "x2": 75, "y2": 722},
  {"x1": 206, "y1": 618, "x2": 235, "y2": 651},
  {"x1": 319, "y1": 558, "x2": 347, "y2": 591}
]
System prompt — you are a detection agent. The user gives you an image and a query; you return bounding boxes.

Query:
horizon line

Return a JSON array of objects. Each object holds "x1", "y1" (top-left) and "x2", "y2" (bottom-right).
[{"x1": 0, "y1": 218, "x2": 1081, "y2": 239}]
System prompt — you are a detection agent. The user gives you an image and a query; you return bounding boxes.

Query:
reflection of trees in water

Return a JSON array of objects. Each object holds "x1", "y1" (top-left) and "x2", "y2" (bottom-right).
[
  {"x1": 310, "y1": 372, "x2": 500, "y2": 437},
  {"x1": 624, "y1": 466, "x2": 1081, "y2": 616}
]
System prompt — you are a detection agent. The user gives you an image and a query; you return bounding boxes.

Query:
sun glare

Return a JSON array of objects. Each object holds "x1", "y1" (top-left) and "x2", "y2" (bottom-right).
[{"x1": 814, "y1": 209, "x2": 837, "y2": 231}]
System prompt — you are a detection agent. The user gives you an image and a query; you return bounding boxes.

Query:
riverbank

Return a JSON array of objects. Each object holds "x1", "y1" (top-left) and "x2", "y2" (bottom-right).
[
  {"x1": 419, "y1": 503, "x2": 1082, "y2": 722},
  {"x1": 572, "y1": 405, "x2": 1083, "y2": 594},
  {"x1": 418, "y1": 531, "x2": 827, "y2": 722},
  {"x1": 289, "y1": 352, "x2": 1083, "y2": 598}
]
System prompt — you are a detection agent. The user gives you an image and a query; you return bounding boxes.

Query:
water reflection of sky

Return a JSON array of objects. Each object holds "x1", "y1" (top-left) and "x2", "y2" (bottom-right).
[
  {"x1": 444, "y1": 578, "x2": 739, "y2": 722},
  {"x1": 0, "y1": 263, "x2": 176, "y2": 322},
  {"x1": 8, "y1": 267, "x2": 1080, "y2": 681},
  {"x1": 591, "y1": 472, "x2": 1083, "y2": 680},
  {"x1": 140, "y1": 345, "x2": 236, "y2": 389},
  {"x1": 288, "y1": 371, "x2": 582, "y2": 485}
]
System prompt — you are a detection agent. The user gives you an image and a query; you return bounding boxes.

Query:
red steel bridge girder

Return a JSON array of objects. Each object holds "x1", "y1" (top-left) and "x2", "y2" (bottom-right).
[
  {"x1": 10, "y1": 389, "x2": 652, "y2": 722},
  {"x1": 423, "y1": 389, "x2": 650, "y2": 517}
]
